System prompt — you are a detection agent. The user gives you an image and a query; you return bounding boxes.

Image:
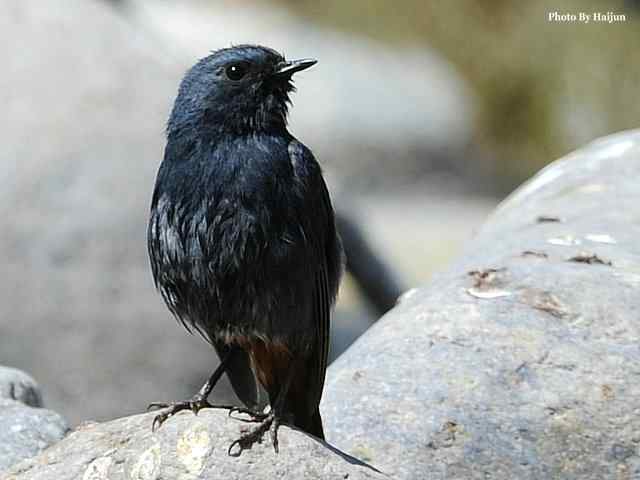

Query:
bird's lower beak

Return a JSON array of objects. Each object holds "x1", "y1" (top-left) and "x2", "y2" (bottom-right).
[{"x1": 273, "y1": 58, "x2": 317, "y2": 77}]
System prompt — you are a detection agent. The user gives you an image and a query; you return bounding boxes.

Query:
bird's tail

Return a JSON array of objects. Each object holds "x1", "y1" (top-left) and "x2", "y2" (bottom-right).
[
  {"x1": 309, "y1": 408, "x2": 325, "y2": 440},
  {"x1": 293, "y1": 407, "x2": 324, "y2": 440}
]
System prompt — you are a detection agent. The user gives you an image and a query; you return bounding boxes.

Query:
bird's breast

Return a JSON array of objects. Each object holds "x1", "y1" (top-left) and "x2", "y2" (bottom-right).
[{"x1": 148, "y1": 134, "x2": 312, "y2": 339}]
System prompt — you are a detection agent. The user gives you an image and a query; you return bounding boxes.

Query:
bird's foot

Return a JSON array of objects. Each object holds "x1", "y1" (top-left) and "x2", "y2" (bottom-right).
[
  {"x1": 228, "y1": 410, "x2": 280, "y2": 456},
  {"x1": 228, "y1": 406, "x2": 269, "y2": 423},
  {"x1": 148, "y1": 395, "x2": 232, "y2": 431}
]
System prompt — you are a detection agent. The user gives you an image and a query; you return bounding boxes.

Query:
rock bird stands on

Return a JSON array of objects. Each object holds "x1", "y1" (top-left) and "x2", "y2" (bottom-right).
[{"x1": 147, "y1": 45, "x2": 343, "y2": 455}]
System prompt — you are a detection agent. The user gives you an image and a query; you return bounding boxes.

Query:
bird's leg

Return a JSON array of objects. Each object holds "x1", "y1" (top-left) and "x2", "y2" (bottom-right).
[
  {"x1": 149, "y1": 351, "x2": 234, "y2": 431},
  {"x1": 228, "y1": 365, "x2": 295, "y2": 456}
]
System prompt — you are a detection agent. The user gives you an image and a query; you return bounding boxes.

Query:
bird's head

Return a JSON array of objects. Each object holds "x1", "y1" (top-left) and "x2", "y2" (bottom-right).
[{"x1": 167, "y1": 45, "x2": 316, "y2": 138}]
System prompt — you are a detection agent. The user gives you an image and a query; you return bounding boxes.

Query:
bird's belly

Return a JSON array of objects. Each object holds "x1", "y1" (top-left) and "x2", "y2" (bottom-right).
[{"x1": 187, "y1": 214, "x2": 310, "y2": 343}]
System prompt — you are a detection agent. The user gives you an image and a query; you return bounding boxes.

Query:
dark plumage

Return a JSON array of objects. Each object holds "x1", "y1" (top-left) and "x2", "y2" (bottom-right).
[{"x1": 147, "y1": 45, "x2": 343, "y2": 453}]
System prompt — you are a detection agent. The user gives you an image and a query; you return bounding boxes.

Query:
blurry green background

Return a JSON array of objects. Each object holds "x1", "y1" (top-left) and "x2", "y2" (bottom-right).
[{"x1": 278, "y1": 0, "x2": 639, "y2": 190}]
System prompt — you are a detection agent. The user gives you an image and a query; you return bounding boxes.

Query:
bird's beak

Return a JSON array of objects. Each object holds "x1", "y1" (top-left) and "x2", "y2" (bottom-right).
[{"x1": 273, "y1": 58, "x2": 317, "y2": 77}]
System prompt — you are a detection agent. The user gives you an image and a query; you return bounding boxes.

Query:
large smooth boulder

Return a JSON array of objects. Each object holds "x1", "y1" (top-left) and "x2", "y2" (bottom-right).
[{"x1": 322, "y1": 130, "x2": 640, "y2": 479}]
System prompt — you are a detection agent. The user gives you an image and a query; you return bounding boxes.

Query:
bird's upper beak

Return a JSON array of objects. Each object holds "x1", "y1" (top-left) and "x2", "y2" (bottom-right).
[{"x1": 273, "y1": 58, "x2": 317, "y2": 77}]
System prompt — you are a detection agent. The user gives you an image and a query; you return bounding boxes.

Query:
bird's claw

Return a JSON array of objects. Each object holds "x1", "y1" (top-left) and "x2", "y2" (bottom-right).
[
  {"x1": 148, "y1": 396, "x2": 213, "y2": 431},
  {"x1": 147, "y1": 402, "x2": 171, "y2": 412},
  {"x1": 227, "y1": 412, "x2": 279, "y2": 456},
  {"x1": 228, "y1": 406, "x2": 269, "y2": 422}
]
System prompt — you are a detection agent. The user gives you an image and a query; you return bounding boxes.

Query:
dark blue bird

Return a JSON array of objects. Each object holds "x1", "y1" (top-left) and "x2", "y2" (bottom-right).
[{"x1": 147, "y1": 45, "x2": 343, "y2": 454}]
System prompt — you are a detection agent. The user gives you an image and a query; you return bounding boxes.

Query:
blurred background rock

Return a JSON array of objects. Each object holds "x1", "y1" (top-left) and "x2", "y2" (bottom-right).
[{"x1": 0, "y1": 0, "x2": 636, "y2": 425}]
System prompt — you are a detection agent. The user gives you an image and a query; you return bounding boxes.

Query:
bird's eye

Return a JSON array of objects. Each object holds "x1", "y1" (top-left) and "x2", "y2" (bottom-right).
[{"x1": 225, "y1": 62, "x2": 249, "y2": 81}]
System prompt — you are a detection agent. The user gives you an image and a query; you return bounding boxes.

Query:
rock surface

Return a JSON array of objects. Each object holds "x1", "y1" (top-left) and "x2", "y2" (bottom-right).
[
  {"x1": 0, "y1": 367, "x2": 68, "y2": 472},
  {"x1": 1, "y1": 410, "x2": 385, "y2": 480},
  {"x1": 0, "y1": 399, "x2": 68, "y2": 473},
  {"x1": 322, "y1": 130, "x2": 640, "y2": 479}
]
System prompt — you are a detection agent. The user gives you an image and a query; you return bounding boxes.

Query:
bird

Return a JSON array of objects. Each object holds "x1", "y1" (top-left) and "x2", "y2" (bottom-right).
[{"x1": 146, "y1": 44, "x2": 343, "y2": 455}]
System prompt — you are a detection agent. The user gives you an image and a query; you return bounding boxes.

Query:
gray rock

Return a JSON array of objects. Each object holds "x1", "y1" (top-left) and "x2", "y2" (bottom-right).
[
  {"x1": 322, "y1": 130, "x2": 640, "y2": 479},
  {"x1": 0, "y1": 399, "x2": 68, "y2": 473},
  {"x1": 0, "y1": 367, "x2": 42, "y2": 408},
  {"x1": 2, "y1": 410, "x2": 386, "y2": 480}
]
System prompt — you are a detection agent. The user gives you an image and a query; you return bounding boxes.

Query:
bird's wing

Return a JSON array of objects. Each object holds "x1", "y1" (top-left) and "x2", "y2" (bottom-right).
[{"x1": 288, "y1": 140, "x2": 344, "y2": 413}]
